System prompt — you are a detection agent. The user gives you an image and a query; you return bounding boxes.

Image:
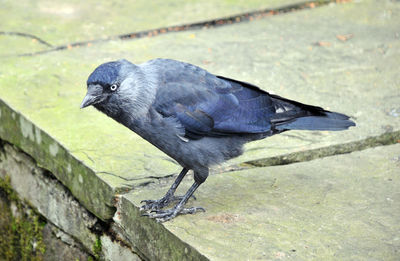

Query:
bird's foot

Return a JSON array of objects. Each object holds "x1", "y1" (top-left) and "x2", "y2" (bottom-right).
[
  {"x1": 142, "y1": 205, "x2": 205, "y2": 222},
  {"x1": 140, "y1": 197, "x2": 171, "y2": 211},
  {"x1": 140, "y1": 194, "x2": 196, "y2": 211}
]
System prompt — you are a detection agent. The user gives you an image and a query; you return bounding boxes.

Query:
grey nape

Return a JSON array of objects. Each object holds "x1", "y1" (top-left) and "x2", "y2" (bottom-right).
[{"x1": 80, "y1": 58, "x2": 355, "y2": 222}]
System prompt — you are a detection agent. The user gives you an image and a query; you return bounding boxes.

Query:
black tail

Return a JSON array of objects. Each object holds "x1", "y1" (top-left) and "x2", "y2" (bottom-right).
[
  {"x1": 270, "y1": 94, "x2": 355, "y2": 131},
  {"x1": 275, "y1": 111, "x2": 355, "y2": 131}
]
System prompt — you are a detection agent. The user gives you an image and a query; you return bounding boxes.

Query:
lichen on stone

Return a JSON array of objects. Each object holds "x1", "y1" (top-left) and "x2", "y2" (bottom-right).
[{"x1": 0, "y1": 175, "x2": 46, "y2": 261}]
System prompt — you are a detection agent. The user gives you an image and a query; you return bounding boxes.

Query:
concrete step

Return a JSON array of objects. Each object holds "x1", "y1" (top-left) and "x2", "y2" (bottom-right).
[
  {"x1": 0, "y1": 0, "x2": 399, "y2": 259},
  {"x1": 125, "y1": 144, "x2": 400, "y2": 260}
]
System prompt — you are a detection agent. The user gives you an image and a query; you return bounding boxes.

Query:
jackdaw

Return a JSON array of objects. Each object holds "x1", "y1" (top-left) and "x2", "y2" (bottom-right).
[{"x1": 80, "y1": 58, "x2": 355, "y2": 222}]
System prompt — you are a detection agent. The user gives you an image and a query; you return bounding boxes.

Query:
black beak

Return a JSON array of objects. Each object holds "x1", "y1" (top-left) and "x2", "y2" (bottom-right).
[
  {"x1": 80, "y1": 85, "x2": 102, "y2": 109},
  {"x1": 80, "y1": 94, "x2": 97, "y2": 109}
]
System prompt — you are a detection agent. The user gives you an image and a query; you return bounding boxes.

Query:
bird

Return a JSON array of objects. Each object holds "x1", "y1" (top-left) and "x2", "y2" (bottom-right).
[{"x1": 80, "y1": 58, "x2": 355, "y2": 222}]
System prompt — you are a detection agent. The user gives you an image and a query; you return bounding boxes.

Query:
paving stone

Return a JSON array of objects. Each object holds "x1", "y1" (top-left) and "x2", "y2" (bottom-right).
[
  {"x1": 1, "y1": 0, "x2": 398, "y2": 199},
  {"x1": 0, "y1": 0, "x2": 303, "y2": 52},
  {"x1": 125, "y1": 144, "x2": 400, "y2": 260},
  {"x1": 0, "y1": 0, "x2": 399, "y2": 259}
]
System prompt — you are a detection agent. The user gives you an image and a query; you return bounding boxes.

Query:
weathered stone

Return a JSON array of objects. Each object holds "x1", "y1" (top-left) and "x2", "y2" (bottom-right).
[
  {"x1": 0, "y1": 0, "x2": 399, "y2": 259},
  {"x1": 1, "y1": 0, "x2": 399, "y2": 191},
  {"x1": 42, "y1": 224, "x2": 90, "y2": 261},
  {"x1": 0, "y1": 141, "x2": 142, "y2": 260},
  {"x1": 100, "y1": 235, "x2": 142, "y2": 261},
  {"x1": 0, "y1": 101, "x2": 116, "y2": 220},
  {"x1": 0, "y1": 190, "x2": 44, "y2": 260},
  {"x1": 0, "y1": 0, "x2": 305, "y2": 53},
  {"x1": 0, "y1": 142, "x2": 98, "y2": 254},
  {"x1": 0, "y1": 181, "x2": 90, "y2": 261},
  {"x1": 113, "y1": 194, "x2": 208, "y2": 261},
  {"x1": 126, "y1": 144, "x2": 400, "y2": 260}
]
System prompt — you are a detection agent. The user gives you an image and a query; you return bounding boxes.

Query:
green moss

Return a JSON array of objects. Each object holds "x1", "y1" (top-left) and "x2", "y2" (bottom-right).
[
  {"x1": 0, "y1": 175, "x2": 46, "y2": 261},
  {"x1": 92, "y1": 236, "x2": 102, "y2": 260},
  {"x1": 0, "y1": 0, "x2": 300, "y2": 49}
]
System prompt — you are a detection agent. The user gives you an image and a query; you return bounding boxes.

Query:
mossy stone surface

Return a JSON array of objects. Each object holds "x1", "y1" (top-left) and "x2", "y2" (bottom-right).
[
  {"x1": 127, "y1": 144, "x2": 400, "y2": 260},
  {"x1": 0, "y1": 176, "x2": 46, "y2": 261},
  {"x1": 0, "y1": 0, "x2": 399, "y2": 259},
  {"x1": 1, "y1": 0, "x2": 303, "y2": 52},
  {"x1": 1, "y1": 0, "x2": 399, "y2": 206}
]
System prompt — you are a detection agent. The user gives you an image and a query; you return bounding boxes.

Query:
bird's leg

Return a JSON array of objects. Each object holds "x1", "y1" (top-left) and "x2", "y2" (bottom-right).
[
  {"x1": 142, "y1": 181, "x2": 205, "y2": 222},
  {"x1": 140, "y1": 168, "x2": 189, "y2": 211},
  {"x1": 143, "y1": 167, "x2": 208, "y2": 222}
]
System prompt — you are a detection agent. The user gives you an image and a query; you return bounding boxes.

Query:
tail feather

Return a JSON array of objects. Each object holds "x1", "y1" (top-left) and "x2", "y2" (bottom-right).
[
  {"x1": 276, "y1": 113, "x2": 355, "y2": 131},
  {"x1": 270, "y1": 95, "x2": 356, "y2": 131}
]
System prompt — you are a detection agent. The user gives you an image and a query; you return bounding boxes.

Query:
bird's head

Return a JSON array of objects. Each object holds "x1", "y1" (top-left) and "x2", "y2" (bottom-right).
[{"x1": 80, "y1": 59, "x2": 135, "y2": 115}]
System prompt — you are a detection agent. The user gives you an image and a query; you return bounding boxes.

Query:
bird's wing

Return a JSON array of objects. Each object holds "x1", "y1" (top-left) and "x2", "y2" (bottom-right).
[{"x1": 152, "y1": 59, "x2": 277, "y2": 139}]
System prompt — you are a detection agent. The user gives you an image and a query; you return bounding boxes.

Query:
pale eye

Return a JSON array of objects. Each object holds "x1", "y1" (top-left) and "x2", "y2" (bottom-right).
[{"x1": 110, "y1": 84, "x2": 118, "y2": 91}]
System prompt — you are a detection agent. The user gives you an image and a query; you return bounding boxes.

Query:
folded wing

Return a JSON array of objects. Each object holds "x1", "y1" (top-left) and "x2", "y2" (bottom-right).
[{"x1": 152, "y1": 59, "x2": 354, "y2": 140}]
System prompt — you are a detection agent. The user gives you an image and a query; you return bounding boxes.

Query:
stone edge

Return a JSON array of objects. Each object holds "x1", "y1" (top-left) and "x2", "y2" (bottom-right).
[{"x1": 0, "y1": 99, "x2": 208, "y2": 260}]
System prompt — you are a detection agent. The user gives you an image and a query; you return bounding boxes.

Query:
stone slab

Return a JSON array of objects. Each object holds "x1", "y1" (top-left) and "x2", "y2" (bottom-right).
[
  {"x1": 42, "y1": 224, "x2": 91, "y2": 261},
  {"x1": 0, "y1": 141, "x2": 142, "y2": 260},
  {"x1": 0, "y1": 0, "x2": 304, "y2": 54},
  {"x1": 100, "y1": 235, "x2": 141, "y2": 261},
  {"x1": 0, "y1": 143, "x2": 97, "y2": 254},
  {"x1": 1, "y1": 0, "x2": 398, "y2": 193},
  {"x1": 0, "y1": 101, "x2": 117, "y2": 220},
  {"x1": 0, "y1": 0, "x2": 399, "y2": 259},
  {"x1": 125, "y1": 144, "x2": 400, "y2": 260}
]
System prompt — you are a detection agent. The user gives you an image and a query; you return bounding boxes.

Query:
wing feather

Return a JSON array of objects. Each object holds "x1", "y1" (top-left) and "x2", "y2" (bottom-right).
[{"x1": 151, "y1": 59, "x2": 354, "y2": 140}]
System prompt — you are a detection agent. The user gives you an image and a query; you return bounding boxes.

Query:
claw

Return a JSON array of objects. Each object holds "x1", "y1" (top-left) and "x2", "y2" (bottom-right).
[
  {"x1": 140, "y1": 197, "x2": 170, "y2": 211},
  {"x1": 144, "y1": 206, "x2": 206, "y2": 222},
  {"x1": 140, "y1": 194, "x2": 197, "y2": 211},
  {"x1": 140, "y1": 199, "x2": 155, "y2": 204},
  {"x1": 142, "y1": 181, "x2": 203, "y2": 222}
]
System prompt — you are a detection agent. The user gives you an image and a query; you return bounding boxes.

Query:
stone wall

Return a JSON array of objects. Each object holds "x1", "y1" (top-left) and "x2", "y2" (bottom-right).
[{"x1": 0, "y1": 140, "x2": 142, "y2": 261}]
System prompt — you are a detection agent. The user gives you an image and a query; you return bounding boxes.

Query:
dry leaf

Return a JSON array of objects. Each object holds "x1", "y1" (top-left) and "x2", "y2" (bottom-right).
[
  {"x1": 314, "y1": 41, "x2": 331, "y2": 47},
  {"x1": 336, "y1": 34, "x2": 354, "y2": 41}
]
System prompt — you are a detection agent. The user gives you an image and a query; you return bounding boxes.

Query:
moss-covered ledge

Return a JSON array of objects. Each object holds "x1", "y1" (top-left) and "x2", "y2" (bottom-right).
[
  {"x1": 0, "y1": 0, "x2": 306, "y2": 55},
  {"x1": 0, "y1": 139, "x2": 142, "y2": 260},
  {"x1": 1, "y1": 0, "x2": 399, "y2": 259},
  {"x1": 0, "y1": 99, "x2": 115, "y2": 220}
]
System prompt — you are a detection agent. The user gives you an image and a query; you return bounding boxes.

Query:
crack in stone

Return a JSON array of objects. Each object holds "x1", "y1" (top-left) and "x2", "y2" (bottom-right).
[
  {"x1": 14, "y1": 0, "x2": 343, "y2": 57},
  {"x1": 80, "y1": 150, "x2": 95, "y2": 164},
  {"x1": 0, "y1": 141, "x2": 143, "y2": 259},
  {"x1": 97, "y1": 170, "x2": 176, "y2": 182},
  {"x1": 99, "y1": 130, "x2": 400, "y2": 187},
  {"x1": 225, "y1": 131, "x2": 400, "y2": 172},
  {"x1": 0, "y1": 31, "x2": 53, "y2": 47}
]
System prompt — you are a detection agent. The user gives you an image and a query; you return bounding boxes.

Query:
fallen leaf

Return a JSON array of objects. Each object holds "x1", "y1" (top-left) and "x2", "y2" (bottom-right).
[
  {"x1": 336, "y1": 34, "x2": 354, "y2": 41},
  {"x1": 314, "y1": 41, "x2": 331, "y2": 47}
]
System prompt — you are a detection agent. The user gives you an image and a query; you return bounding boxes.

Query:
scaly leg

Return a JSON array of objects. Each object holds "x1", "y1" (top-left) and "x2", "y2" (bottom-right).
[
  {"x1": 140, "y1": 168, "x2": 189, "y2": 211},
  {"x1": 142, "y1": 181, "x2": 205, "y2": 222}
]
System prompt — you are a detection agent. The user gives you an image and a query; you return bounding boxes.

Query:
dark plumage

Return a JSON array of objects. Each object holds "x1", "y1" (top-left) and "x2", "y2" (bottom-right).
[{"x1": 81, "y1": 58, "x2": 355, "y2": 222}]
